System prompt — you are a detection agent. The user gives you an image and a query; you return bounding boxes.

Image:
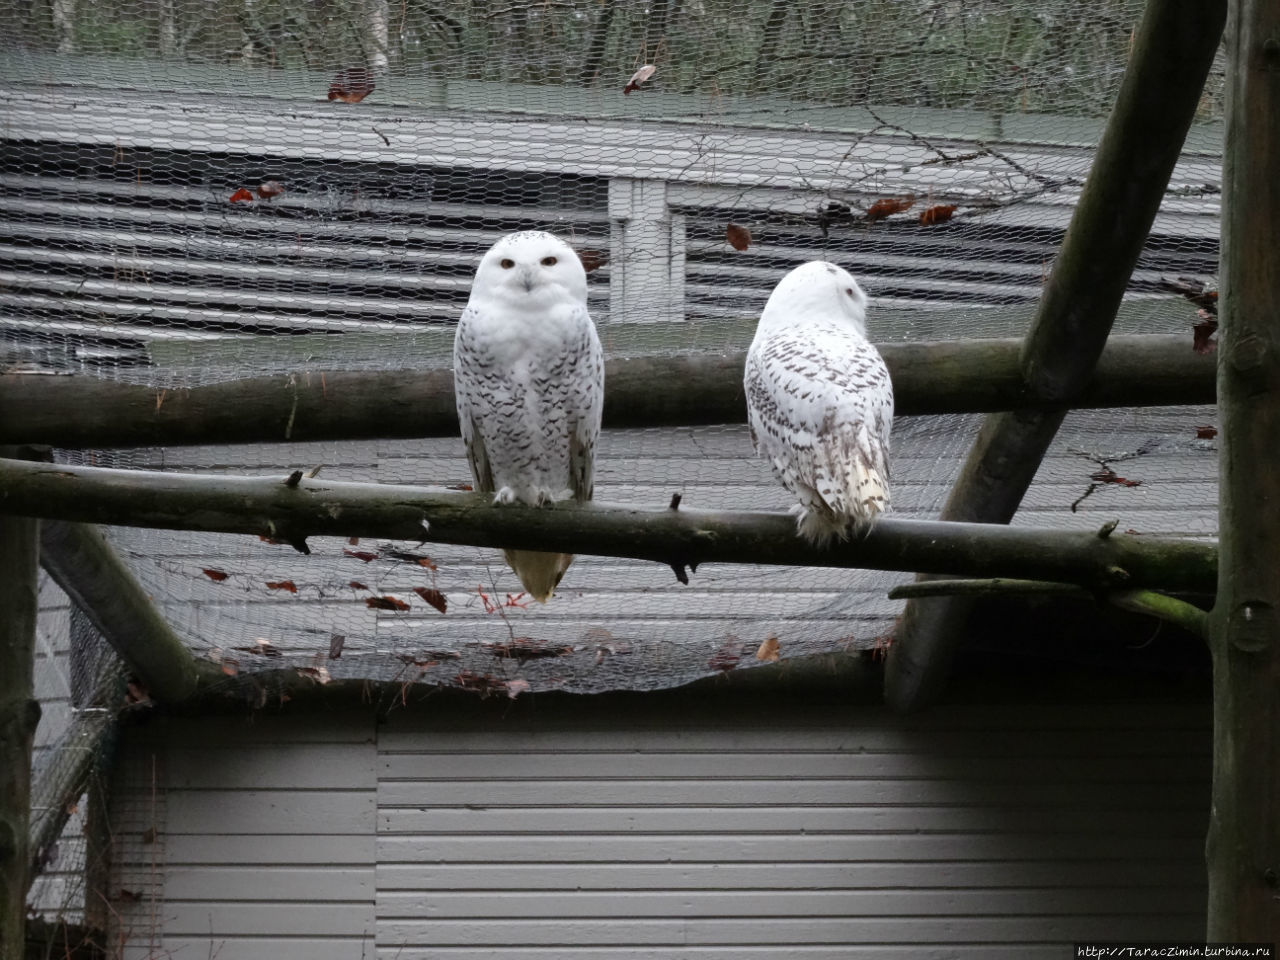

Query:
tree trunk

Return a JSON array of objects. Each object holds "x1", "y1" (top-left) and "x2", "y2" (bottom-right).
[
  {"x1": 1206, "y1": 0, "x2": 1280, "y2": 940},
  {"x1": 0, "y1": 476, "x2": 38, "y2": 960}
]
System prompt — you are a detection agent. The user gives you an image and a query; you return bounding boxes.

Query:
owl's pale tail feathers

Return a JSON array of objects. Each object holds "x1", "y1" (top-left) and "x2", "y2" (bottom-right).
[
  {"x1": 502, "y1": 549, "x2": 574, "y2": 602},
  {"x1": 794, "y1": 457, "x2": 890, "y2": 547}
]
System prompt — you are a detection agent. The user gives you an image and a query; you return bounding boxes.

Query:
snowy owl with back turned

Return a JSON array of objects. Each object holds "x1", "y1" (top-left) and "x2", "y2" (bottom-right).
[
  {"x1": 453, "y1": 231, "x2": 604, "y2": 601},
  {"x1": 744, "y1": 261, "x2": 894, "y2": 545}
]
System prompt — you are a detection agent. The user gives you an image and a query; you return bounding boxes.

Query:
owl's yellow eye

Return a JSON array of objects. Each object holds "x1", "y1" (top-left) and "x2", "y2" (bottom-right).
[
  {"x1": 500, "y1": 258, "x2": 515, "y2": 269},
  {"x1": 540, "y1": 256, "x2": 558, "y2": 267}
]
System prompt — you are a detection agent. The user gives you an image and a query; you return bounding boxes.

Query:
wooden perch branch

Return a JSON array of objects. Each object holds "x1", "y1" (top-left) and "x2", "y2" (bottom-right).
[
  {"x1": 0, "y1": 456, "x2": 1217, "y2": 592},
  {"x1": 0, "y1": 335, "x2": 1212, "y2": 450}
]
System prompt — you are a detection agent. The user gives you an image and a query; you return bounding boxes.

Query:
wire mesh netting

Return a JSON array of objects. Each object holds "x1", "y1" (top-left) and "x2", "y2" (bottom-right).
[{"x1": 4, "y1": 0, "x2": 1222, "y2": 705}]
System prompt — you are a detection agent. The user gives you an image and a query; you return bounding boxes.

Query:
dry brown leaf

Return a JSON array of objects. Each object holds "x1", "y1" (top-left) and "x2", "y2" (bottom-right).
[
  {"x1": 623, "y1": 63, "x2": 656, "y2": 95},
  {"x1": 201, "y1": 568, "x2": 230, "y2": 582},
  {"x1": 256, "y1": 180, "x2": 285, "y2": 199},
  {"x1": 328, "y1": 67, "x2": 375, "y2": 103},
  {"x1": 576, "y1": 248, "x2": 609, "y2": 273},
  {"x1": 328, "y1": 634, "x2": 346, "y2": 659},
  {"x1": 919, "y1": 204, "x2": 957, "y2": 226},
  {"x1": 228, "y1": 188, "x2": 254, "y2": 204},
  {"x1": 708, "y1": 638, "x2": 742, "y2": 672},
  {"x1": 1193, "y1": 316, "x2": 1218, "y2": 355},
  {"x1": 866, "y1": 196, "x2": 915, "y2": 220},
  {"x1": 413, "y1": 587, "x2": 448, "y2": 614},
  {"x1": 265, "y1": 580, "x2": 297, "y2": 593},
  {"x1": 366, "y1": 595, "x2": 410, "y2": 612},
  {"x1": 726, "y1": 223, "x2": 752, "y2": 251},
  {"x1": 755, "y1": 635, "x2": 781, "y2": 662},
  {"x1": 1195, "y1": 425, "x2": 1218, "y2": 440},
  {"x1": 344, "y1": 549, "x2": 379, "y2": 563}
]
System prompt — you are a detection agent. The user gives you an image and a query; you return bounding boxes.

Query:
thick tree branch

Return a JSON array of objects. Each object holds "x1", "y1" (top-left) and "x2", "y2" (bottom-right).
[
  {"x1": 0, "y1": 456, "x2": 1217, "y2": 592},
  {"x1": 0, "y1": 335, "x2": 1212, "y2": 450}
]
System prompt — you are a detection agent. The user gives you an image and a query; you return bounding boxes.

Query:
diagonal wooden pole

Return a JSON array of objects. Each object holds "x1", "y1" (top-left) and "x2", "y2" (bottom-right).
[
  {"x1": 884, "y1": 0, "x2": 1228, "y2": 711},
  {"x1": 1206, "y1": 0, "x2": 1280, "y2": 938}
]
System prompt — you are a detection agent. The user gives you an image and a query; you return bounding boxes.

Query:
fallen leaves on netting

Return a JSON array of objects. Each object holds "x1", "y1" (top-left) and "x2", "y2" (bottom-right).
[
  {"x1": 328, "y1": 67, "x2": 375, "y2": 103},
  {"x1": 708, "y1": 637, "x2": 742, "y2": 672},
  {"x1": 366, "y1": 595, "x2": 410, "y2": 611},
  {"x1": 453, "y1": 670, "x2": 508, "y2": 696},
  {"x1": 1160, "y1": 275, "x2": 1219, "y2": 314},
  {"x1": 485, "y1": 638, "x2": 573, "y2": 660},
  {"x1": 295, "y1": 665, "x2": 332, "y2": 685},
  {"x1": 258, "y1": 534, "x2": 286, "y2": 545},
  {"x1": 726, "y1": 223, "x2": 752, "y2": 251},
  {"x1": 201, "y1": 568, "x2": 230, "y2": 582},
  {"x1": 234, "y1": 640, "x2": 283, "y2": 658},
  {"x1": 387, "y1": 549, "x2": 437, "y2": 570},
  {"x1": 328, "y1": 634, "x2": 346, "y2": 660},
  {"x1": 344, "y1": 548, "x2": 380, "y2": 563},
  {"x1": 1195, "y1": 425, "x2": 1218, "y2": 440},
  {"x1": 623, "y1": 63, "x2": 656, "y2": 95},
  {"x1": 865, "y1": 195, "x2": 914, "y2": 220},
  {"x1": 265, "y1": 580, "x2": 298, "y2": 593},
  {"x1": 220, "y1": 658, "x2": 239, "y2": 677},
  {"x1": 1089, "y1": 468, "x2": 1141, "y2": 488},
  {"x1": 447, "y1": 482, "x2": 474, "y2": 491},
  {"x1": 256, "y1": 180, "x2": 285, "y2": 199},
  {"x1": 755, "y1": 635, "x2": 781, "y2": 662},
  {"x1": 413, "y1": 587, "x2": 448, "y2": 614},
  {"x1": 348, "y1": 581, "x2": 368, "y2": 590},
  {"x1": 506, "y1": 678, "x2": 531, "y2": 699},
  {"x1": 228, "y1": 188, "x2": 254, "y2": 204},
  {"x1": 1192, "y1": 315, "x2": 1218, "y2": 355},
  {"x1": 919, "y1": 204, "x2": 957, "y2": 225},
  {"x1": 576, "y1": 248, "x2": 608, "y2": 273}
]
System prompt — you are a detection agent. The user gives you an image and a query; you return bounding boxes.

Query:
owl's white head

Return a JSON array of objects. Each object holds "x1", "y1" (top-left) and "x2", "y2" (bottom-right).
[
  {"x1": 470, "y1": 230, "x2": 588, "y2": 311},
  {"x1": 759, "y1": 260, "x2": 869, "y2": 337}
]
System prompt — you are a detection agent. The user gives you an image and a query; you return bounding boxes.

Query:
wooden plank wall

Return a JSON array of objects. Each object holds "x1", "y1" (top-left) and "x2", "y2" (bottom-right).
[
  {"x1": 104, "y1": 698, "x2": 1210, "y2": 959},
  {"x1": 108, "y1": 714, "x2": 377, "y2": 960},
  {"x1": 28, "y1": 573, "x2": 90, "y2": 923}
]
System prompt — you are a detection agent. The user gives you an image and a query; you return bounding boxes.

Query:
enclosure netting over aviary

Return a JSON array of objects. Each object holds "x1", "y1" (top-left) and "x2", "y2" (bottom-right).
[{"x1": 2, "y1": 0, "x2": 1222, "y2": 698}]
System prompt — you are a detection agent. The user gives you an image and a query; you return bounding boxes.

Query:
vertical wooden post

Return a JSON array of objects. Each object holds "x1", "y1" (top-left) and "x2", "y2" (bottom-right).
[
  {"x1": 0, "y1": 502, "x2": 39, "y2": 959},
  {"x1": 1208, "y1": 0, "x2": 1280, "y2": 940}
]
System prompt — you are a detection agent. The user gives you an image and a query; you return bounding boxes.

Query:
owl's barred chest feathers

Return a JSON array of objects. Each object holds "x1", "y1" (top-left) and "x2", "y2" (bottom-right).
[{"x1": 453, "y1": 230, "x2": 605, "y2": 601}]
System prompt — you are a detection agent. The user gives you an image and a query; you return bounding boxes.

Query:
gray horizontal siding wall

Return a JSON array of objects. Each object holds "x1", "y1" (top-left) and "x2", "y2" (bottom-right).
[{"x1": 105, "y1": 699, "x2": 1210, "y2": 959}]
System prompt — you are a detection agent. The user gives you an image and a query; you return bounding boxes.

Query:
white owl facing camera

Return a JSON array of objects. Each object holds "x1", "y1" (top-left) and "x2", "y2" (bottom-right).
[
  {"x1": 744, "y1": 261, "x2": 894, "y2": 545},
  {"x1": 453, "y1": 231, "x2": 605, "y2": 601}
]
